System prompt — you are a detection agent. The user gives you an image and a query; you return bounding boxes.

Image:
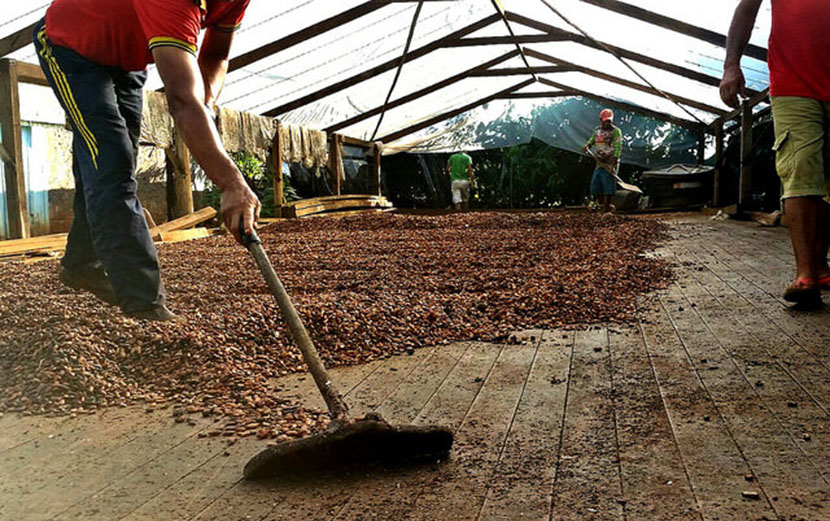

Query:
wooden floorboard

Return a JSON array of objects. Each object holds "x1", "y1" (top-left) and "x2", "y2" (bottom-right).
[
  {"x1": 190, "y1": 351, "x2": 409, "y2": 521},
  {"x1": 640, "y1": 301, "x2": 775, "y2": 521},
  {"x1": 662, "y1": 282, "x2": 827, "y2": 520},
  {"x1": 549, "y1": 328, "x2": 624, "y2": 521},
  {"x1": 476, "y1": 330, "x2": 572, "y2": 521},
  {"x1": 610, "y1": 326, "x2": 701, "y2": 521},
  {"x1": 399, "y1": 341, "x2": 536, "y2": 521},
  {"x1": 328, "y1": 342, "x2": 502, "y2": 521},
  {"x1": 1, "y1": 216, "x2": 828, "y2": 521}
]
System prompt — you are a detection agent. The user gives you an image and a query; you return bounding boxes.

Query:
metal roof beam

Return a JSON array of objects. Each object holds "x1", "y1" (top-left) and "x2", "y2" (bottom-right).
[
  {"x1": 378, "y1": 78, "x2": 534, "y2": 143},
  {"x1": 578, "y1": 0, "x2": 767, "y2": 62}
]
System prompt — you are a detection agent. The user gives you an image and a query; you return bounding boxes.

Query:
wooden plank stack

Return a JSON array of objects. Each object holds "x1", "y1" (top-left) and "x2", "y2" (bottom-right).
[{"x1": 283, "y1": 194, "x2": 393, "y2": 218}]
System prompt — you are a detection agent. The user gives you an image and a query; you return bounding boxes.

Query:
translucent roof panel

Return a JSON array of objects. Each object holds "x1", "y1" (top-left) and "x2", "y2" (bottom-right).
[{"x1": 1, "y1": 0, "x2": 772, "y2": 162}]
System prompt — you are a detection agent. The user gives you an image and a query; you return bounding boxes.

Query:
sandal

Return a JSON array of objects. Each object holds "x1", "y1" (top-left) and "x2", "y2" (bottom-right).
[
  {"x1": 818, "y1": 274, "x2": 830, "y2": 290},
  {"x1": 783, "y1": 278, "x2": 821, "y2": 304}
]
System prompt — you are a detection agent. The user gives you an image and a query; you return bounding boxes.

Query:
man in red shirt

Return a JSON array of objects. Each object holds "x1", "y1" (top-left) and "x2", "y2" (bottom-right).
[
  {"x1": 721, "y1": 0, "x2": 830, "y2": 307},
  {"x1": 33, "y1": 0, "x2": 260, "y2": 321}
]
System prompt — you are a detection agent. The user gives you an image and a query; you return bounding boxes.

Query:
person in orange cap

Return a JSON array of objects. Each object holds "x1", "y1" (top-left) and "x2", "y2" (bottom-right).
[{"x1": 582, "y1": 109, "x2": 622, "y2": 213}]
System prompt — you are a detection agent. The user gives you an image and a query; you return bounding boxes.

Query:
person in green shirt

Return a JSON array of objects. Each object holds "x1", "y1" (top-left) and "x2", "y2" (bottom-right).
[
  {"x1": 582, "y1": 109, "x2": 623, "y2": 213},
  {"x1": 446, "y1": 152, "x2": 474, "y2": 211}
]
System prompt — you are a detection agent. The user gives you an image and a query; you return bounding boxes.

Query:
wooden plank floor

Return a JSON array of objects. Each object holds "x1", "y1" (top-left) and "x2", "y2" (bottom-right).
[{"x1": 1, "y1": 216, "x2": 828, "y2": 521}]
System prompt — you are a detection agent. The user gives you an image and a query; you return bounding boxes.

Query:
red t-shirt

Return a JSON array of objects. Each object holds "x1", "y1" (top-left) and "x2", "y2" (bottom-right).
[
  {"x1": 768, "y1": 0, "x2": 830, "y2": 100},
  {"x1": 45, "y1": 0, "x2": 249, "y2": 71}
]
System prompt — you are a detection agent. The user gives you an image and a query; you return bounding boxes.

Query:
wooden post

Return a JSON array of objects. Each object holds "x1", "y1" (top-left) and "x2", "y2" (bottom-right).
[
  {"x1": 738, "y1": 100, "x2": 753, "y2": 214},
  {"x1": 328, "y1": 133, "x2": 344, "y2": 196},
  {"x1": 0, "y1": 59, "x2": 30, "y2": 239},
  {"x1": 273, "y1": 121, "x2": 284, "y2": 216},
  {"x1": 373, "y1": 141, "x2": 383, "y2": 197},
  {"x1": 713, "y1": 122, "x2": 724, "y2": 207},
  {"x1": 164, "y1": 125, "x2": 194, "y2": 220},
  {"x1": 696, "y1": 130, "x2": 705, "y2": 165}
]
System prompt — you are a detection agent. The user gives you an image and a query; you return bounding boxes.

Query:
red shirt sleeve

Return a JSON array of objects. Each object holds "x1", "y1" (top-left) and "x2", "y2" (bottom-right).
[
  {"x1": 206, "y1": 0, "x2": 250, "y2": 33},
  {"x1": 135, "y1": 0, "x2": 203, "y2": 57}
]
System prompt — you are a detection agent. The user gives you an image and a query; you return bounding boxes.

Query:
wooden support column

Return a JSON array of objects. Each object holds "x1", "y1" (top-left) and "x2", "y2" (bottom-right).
[
  {"x1": 373, "y1": 142, "x2": 383, "y2": 197},
  {"x1": 273, "y1": 121, "x2": 284, "y2": 216},
  {"x1": 713, "y1": 122, "x2": 724, "y2": 207},
  {"x1": 0, "y1": 59, "x2": 29, "y2": 239},
  {"x1": 328, "y1": 133, "x2": 344, "y2": 196},
  {"x1": 164, "y1": 125, "x2": 194, "y2": 220},
  {"x1": 696, "y1": 131, "x2": 706, "y2": 165},
  {"x1": 738, "y1": 100, "x2": 753, "y2": 214}
]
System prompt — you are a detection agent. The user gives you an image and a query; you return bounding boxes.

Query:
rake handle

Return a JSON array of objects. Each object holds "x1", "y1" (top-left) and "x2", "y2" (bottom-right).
[{"x1": 242, "y1": 229, "x2": 350, "y2": 422}]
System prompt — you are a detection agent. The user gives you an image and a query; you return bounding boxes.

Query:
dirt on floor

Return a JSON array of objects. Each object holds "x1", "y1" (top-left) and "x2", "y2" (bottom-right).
[{"x1": 0, "y1": 211, "x2": 672, "y2": 440}]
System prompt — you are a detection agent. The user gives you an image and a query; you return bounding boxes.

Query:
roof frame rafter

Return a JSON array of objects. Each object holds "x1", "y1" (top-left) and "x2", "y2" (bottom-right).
[
  {"x1": 229, "y1": 0, "x2": 397, "y2": 72},
  {"x1": 538, "y1": 77, "x2": 705, "y2": 132},
  {"x1": 262, "y1": 13, "x2": 503, "y2": 117},
  {"x1": 0, "y1": 22, "x2": 37, "y2": 59},
  {"x1": 505, "y1": 11, "x2": 759, "y2": 97},
  {"x1": 378, "y1": 78, "x2": 534, "y2": 143},
  {"x1": 523, "y1": 47, "x2": 726, "y2": 115},
  {"x1": 578, "y1": 0, "x2": 768, "y2": 62},
  {"x1": 325, "y1": 49, "x2": 521, "y2": 133}
]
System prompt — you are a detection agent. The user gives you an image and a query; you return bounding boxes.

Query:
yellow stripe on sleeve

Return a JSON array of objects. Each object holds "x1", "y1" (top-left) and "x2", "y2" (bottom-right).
[{"x1": 148, "y1": 37, "x2": 197, "y2": 56}]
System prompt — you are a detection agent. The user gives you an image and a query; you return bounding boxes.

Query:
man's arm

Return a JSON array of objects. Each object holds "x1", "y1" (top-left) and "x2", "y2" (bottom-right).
[
  {"x1": 720, "y1": 0, "x2": 764, "y2": 108},
  {"x1": 153, "y1": 46, "x2": 260, "y2": 243},
  {"x1": 581, "y1": 132, "x2": 596, "y2": 153},
  {"x1": 199, "y1": 28, "x2": 233, "y2": 109},
  {"x1": 612, "y1": 128, "x2": 622, "y2": 168}
]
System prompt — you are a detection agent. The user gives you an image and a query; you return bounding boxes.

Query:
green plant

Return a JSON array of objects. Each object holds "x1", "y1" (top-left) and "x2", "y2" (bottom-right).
[{"x1": 202, "y1": 151, "x2": 298, "y2": 218}]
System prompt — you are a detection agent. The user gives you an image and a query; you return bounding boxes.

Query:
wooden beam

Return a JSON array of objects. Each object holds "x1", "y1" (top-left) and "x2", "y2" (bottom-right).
[
  {"x1": 273, "y1": 121, "x2": 284, "y2": 213},
  {"x1": 325, "y1": 50, "x2": 520, "y2": 133},
  {"x1": 262, "y1": 13, "x2": 502, "y2": 117},
  {"x1": 229, "y1": 0, "x2": 394, "y2": 72},
  {"x1": 149, "y1": 206, "x2": 217, "y2": 239},
  {"x1": 378, "y1": 79, "x2": 534, "y2": 143},
  {"x1": 709, "y1": 87, "x2": 769, "y2": 129},
  {"x1": 538, "y1": 77, "x2": 704, "y2": 131},
  {"x1": 164, "y1": 126, "x2": 194, "y2": 219},
  {"x1": 0, "y1": 142, "x2": 12, "y2": 163},
  {"x1": 578, "y1": 0, "x2": 767, "y2": 62},
  {"x1": 373, "y1": 142, "x2": 383, "y2": 197},
  {"x1": 0, "y1": 23, "x2": 36, "y2": 59},
  {"x1": 328, "y1": 133, "x2": 344, "y2": 196},
  {"x1": 442, "y1": 35, "x2": 571, "y2": 46},
  {"x1": 713, "y1": 121, "x2": 724, "y2": 207},
  {"x1": 738, "y1": 99, "x2": 753, "y2": 214},
  {"x1": 524, "y1": 47, "x2": 726, "y2": 115},
  {"x1": 0, "y1": 59, "x2": 29, "y2": 239},
  {"x1": 468, "y1": 66, "x2": 575, "y2": 76},
  {"x1": 505, "y1": 12, "x2": 749, "y2": 95},
  {"x1": 697, "y1": 130, "x2": 706, "y2": 164},
  {"x1": 15, "y1": 61, "x2": 48, "y2": 87},
  {"x1": 341, "y1": 135, "x2": 376, "y2": 149},
  {"x1": 496, "y1": 91, "x2": 573, "y2": 99}
]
